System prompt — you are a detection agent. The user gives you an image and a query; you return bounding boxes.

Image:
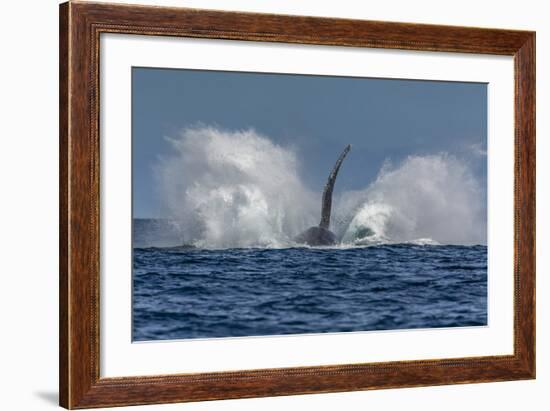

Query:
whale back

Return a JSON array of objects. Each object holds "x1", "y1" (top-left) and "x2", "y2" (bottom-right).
[{"x1": 319, "y1": 144, "x2": 351, "y2": 230}]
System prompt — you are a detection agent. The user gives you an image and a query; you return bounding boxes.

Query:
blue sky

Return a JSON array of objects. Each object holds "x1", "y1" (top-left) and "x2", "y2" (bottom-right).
[{"x1": 132, "y1": 67, "x2": 487, "y2": 218}]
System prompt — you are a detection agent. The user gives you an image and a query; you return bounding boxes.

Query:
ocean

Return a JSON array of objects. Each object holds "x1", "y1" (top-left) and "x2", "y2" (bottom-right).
[{"x1": 132, "y1": 219, "x2": 487, "y2": 341}]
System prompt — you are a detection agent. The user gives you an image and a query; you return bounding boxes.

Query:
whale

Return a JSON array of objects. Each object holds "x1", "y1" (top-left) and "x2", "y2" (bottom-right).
[{"x1": 294, "y1": 144, "x2": 351, "y2": 246}]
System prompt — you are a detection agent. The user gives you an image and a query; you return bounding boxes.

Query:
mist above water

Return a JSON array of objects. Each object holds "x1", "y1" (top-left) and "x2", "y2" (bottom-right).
[{"x1": 154, "y1": 126, "x2": 486, "y2": 248}]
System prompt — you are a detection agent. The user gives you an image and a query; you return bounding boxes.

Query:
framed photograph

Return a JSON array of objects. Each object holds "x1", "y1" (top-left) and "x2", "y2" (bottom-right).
[{"x1": 59, "y1": 1, "x2": 535, "y2": 409}]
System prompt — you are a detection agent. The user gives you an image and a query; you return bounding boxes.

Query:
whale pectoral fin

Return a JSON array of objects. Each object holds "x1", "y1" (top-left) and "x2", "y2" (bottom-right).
[{"x1": 319, "y1": 144, "x2": 351, "y2": 230}]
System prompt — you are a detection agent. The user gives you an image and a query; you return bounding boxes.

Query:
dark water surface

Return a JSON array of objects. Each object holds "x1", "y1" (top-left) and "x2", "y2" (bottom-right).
[{"x1": 133, "y1": 244, "x2": 487, "y2": 341}]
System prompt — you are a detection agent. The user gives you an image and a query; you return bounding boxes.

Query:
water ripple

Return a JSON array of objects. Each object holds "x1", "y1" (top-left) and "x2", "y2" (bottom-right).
[{"x1": 133, "y1": 244, "x2": 487, "y2": 341}]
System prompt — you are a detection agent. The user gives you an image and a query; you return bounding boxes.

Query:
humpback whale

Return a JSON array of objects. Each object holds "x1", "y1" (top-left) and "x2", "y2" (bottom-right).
[{"x1": 295, "y1": 144, "x2": 351, "y2": 246}]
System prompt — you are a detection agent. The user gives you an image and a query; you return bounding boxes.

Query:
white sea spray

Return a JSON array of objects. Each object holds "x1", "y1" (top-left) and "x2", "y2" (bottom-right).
[{"x1": 155, "y1": 126, "x2": 486, "y2": 248}]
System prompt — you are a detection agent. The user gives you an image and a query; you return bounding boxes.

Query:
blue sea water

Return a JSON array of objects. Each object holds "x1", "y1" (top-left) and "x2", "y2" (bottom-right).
[{"x1": 132, "y1": 220, "x2": 487, "y2": 341}]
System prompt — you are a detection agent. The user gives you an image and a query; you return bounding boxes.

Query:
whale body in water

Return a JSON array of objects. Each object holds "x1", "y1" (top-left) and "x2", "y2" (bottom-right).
[{"x1": 295, "y1": 144, "x2": 351, "y2": 246}]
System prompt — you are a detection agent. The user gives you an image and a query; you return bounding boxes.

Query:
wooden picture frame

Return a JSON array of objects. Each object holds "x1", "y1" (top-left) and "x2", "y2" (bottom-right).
[{"x1": 59, "y1": 1, "x2": 535, "y2": 408}]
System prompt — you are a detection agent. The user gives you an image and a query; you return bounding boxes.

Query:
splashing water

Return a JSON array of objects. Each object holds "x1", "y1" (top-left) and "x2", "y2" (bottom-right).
[
  {"x1": 157, "y1": 126, "x2": 317, "y2": 248},
  {"x1": 337, "y1": 155, "x2": 486, "y2": 246},
  {"x1": 153, "y1": 126, "x2": 486, "y2": 248}
]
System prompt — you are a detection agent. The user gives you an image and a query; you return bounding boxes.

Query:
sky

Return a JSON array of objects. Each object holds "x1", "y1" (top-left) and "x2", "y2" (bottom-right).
[{"x1": 132, "y1": 67, "x2": 487, "y2": 218}]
